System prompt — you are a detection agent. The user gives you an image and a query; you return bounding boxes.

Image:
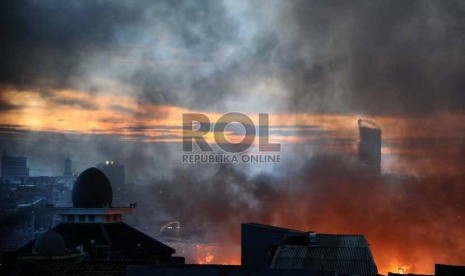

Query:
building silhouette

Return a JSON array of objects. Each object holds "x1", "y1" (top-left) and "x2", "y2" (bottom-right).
[
  {"x1": 62, "y1": 154, "x2": 75, "y2": 188},
  {"x1": 96, "y1": 160, "x2": 125, "y2": 188},
  {"x1": 63, "y1": 155, "x2": 72, "y2": 178},
  {"x1": 242, "y1": 223, "x2": 378, "y2": 276},
  {"x1": 388, "y1": 263, "x2": 465, "y2": 276},
  {"x1": 1, "y1": 151, "x2": 29, "y2": 182},
  {"x1": 16, "y1": 167, "x2": 179, "y2": 263},
  {"x1": 358, "y1": 119, "x2": 382, "y2": 174}
]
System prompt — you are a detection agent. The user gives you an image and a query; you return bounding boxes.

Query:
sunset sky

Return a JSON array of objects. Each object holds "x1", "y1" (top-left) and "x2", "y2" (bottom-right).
[{"x1": 1, "y1": 1, "x2": 465, "y2": 274}]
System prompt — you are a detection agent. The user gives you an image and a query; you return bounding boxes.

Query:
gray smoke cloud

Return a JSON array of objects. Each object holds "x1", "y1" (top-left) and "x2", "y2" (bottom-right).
[
  {"x1": 147, "y1": 153, "x2": 465, "y2": 272},
  {"x1": 2, "y1": 0, "x2": 464, "y2": 115},
  {"x1": 284, "y1": 0, "x2": 465, "y2": 115}
]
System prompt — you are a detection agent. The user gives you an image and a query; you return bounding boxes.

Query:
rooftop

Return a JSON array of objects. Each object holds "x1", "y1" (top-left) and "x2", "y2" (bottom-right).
[
  {"x1": 18, "y1": 222, "x2": 175, "y2": 258},
  {"x1": 271, "y1": 233, "x2": 377, "y2": 276}
]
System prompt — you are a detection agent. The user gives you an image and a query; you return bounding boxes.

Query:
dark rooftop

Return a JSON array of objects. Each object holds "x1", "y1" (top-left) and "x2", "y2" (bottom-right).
[
  {"x1": 271, "y1": 233, "x2": 377, "y2": 276},
  {"x1": 33, "y1": 229, "x2": 67, "y2": 256},
  {"x1": 18, "y1": 222, "x2": 175, "y2": 258},
  {"x1": 244, "y1": 222, "x2": 304, "y2": 233},
  {"x1": 1, "y1": 262, "x2": 126, "y2": 276}
]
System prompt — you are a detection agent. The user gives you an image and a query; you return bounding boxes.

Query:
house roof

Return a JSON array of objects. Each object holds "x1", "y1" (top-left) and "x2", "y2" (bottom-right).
[
  {"x1": 435, "y1": 263, "x2": 465, "y2": 275},
  {"x1": 18, "y1": 222, "x2": 175, "y2": 258},
  {"x1": 33, "y1": 229, "x2": 67, "y2": 256},
  {"x1": 271, "y1": 233, "x2": 377, "y2": 276},
  {"x1": 243, "y1": 222, "x2": 303, "y2": 233}
]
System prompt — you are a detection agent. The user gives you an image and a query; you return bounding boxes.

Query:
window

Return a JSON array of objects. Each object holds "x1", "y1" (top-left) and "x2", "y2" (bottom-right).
[
  {"x1": 68, "y1": 215, "x2": 75, "y2": 222},
  {"x1": 79, "y1": 215, "x2": 85, "y2": 222},
  {"x1": 113, "y1": 214, "x2": 119, "y2": 221},
  {"x1": 89, "y1": 215, "x2": 95, "y2": 222}
]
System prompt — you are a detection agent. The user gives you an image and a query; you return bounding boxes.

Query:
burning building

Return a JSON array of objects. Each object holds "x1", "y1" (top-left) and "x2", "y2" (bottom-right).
[
  {"x1": 242, "y1": 223, "x2": 378, "y2": 276},
  {"x1": 358, "y1": 119, "x2": 382, "y2": 174}
]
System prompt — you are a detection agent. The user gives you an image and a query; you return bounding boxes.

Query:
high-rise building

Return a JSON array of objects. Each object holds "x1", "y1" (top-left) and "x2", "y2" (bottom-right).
[
  {"x1": 1, "y1": 151, "x2": 29, "y2": 181},
  {"x1": 358, "y1": 119, "x2": 382, "y2": 174},
  {"x1": 96, "y1": 160, "x2": 125, "y2": 188}
]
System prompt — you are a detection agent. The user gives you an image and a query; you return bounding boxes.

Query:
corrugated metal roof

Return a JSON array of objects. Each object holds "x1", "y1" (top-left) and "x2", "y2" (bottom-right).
[{"x1": 271, "y1": 234, "x2": 377, "y2": 276}]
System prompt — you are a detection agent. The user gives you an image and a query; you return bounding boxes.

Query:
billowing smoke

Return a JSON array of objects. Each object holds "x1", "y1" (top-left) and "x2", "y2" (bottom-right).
[
  {"x1": 2, "y1": 1, "x2": 465, "y2": 115},
  {"x1": 149, "y1": 152, "x2": 465, "y2": 274}
]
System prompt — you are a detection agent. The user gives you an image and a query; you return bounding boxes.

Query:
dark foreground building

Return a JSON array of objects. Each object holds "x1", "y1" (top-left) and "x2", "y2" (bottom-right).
[
  {"x1": 2, "y1": 167, "x2": 182, "y2": 275},
  {"x1": 2, "y1": 168, "x2": 463, "y2": 276},
  {"x1": 388, "y1": 263, "x2": 465, "y2": 276},
  {"x1": 435, "y1": 264, "x2": 465, "y2": 276},
  {"x1": 242, "y1": 223, "x2": 378, "y2": 276}
]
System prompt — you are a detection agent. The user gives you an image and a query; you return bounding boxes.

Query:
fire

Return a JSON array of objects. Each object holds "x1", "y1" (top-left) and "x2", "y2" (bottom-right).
[
  {"x1": 195, "y1": 244, "x2": 215, "y2": 264},
  {"x1": 193, "y1": 243, "x2": 241, "y2": 265},
  {"x1": 385, "y1": 262, "x2": 412, "y2": 275}
]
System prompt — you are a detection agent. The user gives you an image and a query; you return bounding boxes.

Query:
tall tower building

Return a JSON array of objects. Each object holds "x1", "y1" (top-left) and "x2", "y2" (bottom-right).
[
  {"x1": 62, "y1": 154, "x2": 74, "y2": 188},
  {"x1": 358, "y1": 119, "x2": 382, "y2": 174},
  {"x1": 64, "y1": 154, "x2": 73, "y2": 177}
]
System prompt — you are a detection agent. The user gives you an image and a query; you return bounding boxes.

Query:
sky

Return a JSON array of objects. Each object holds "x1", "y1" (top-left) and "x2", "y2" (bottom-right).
[{"x1": 1, "y1": 0, "x2": 465, "y2": 274}]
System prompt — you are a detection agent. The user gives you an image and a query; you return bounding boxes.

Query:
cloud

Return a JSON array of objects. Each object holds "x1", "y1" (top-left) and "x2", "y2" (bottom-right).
[
  {"x1": 0, "y1": 100, "x2": 21, "y2": 111},
  {"x1": 49, "y1": 97, "x2": 99, "y2": 110},
  {"x1": 0, "y1": 0, "x2": 142, "y2": 89},
  {"x1": 2, "y1": 1, "x2": 463, "y2": 115},
  {"x1": 109, "y1": 105, "x2": 136, "y2": 114}
]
